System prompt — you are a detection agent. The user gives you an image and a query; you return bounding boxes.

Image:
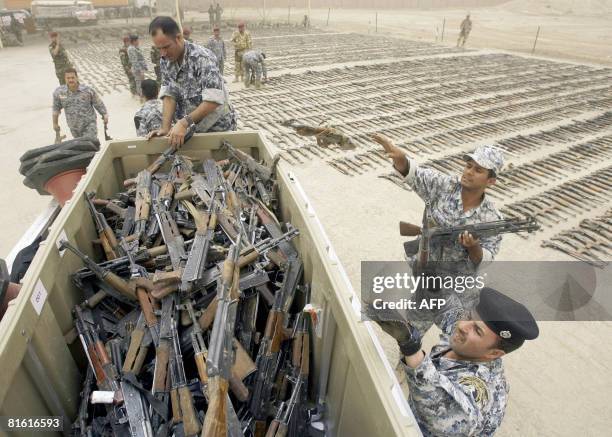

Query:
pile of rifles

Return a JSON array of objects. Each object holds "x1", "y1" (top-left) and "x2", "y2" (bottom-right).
[{"x1": 62, "y1": 141, "x2": 313, "y2": 437}]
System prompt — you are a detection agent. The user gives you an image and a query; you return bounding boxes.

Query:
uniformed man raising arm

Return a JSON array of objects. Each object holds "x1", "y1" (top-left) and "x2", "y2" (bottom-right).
[
  {"x1": 376, "y1": 288, "x2": 538, "y2": 436},
  {"x1": 147, "y1": 16, "x2": 236, "y2": 148},
  {"x1": 52, "y1": 68, "x2": 108, "y2": 140},
  {"x1": 372, "y1": 133, "x2": 504, "y2": 310}
]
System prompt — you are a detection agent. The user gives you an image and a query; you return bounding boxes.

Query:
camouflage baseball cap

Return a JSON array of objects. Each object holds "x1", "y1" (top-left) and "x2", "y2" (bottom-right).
[{"x1": 463, "y1": 145, "x2": 504, "y2": 175}]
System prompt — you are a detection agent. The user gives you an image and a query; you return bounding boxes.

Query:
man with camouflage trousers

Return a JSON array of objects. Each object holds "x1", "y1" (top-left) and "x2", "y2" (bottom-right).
[
  {"x1": 127, "y1": 34, "x2": 147, "y2": 96},
  {"x1": 230, "y1": 22, "x2": 251, "y2": 83},
  {"x1": 147, "y1": 16, "x2": 236, "y2": 147},
  {"x1": 52, "y1": 68, "x2": 108, "y2": 140},
  {"x1": 49, "y1": 32, "x2": 73, "y2": 85},
  {"x1": 150, "y1": 45, "x2": 162, "y2": 84},
  {"x1": 119, "y1": 36, "x2": 137, "y2": 96}
]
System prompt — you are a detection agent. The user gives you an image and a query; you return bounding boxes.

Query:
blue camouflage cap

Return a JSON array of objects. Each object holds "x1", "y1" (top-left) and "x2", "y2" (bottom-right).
[{"x1": 463, "y1": 145, "x2": 504, "y2": 175}]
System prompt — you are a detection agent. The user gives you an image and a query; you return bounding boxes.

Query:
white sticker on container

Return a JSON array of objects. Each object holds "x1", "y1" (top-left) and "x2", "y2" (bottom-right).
[
  {"x1": 56, "y1": 229, "x2": 68, "y2": 257},
  {"x1": 31, "y1": 280, "x2": 48, "y2": 315}
]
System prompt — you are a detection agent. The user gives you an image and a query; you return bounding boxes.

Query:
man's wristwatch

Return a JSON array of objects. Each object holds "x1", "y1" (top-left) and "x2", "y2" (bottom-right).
[{"x1": 182, "y1": 114, "x2": 194, "y2": 127}]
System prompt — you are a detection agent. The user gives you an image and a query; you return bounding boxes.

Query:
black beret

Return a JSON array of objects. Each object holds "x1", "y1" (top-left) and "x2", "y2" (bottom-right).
[{"x1": 476, "y1": 288, "x2": 539, "y2": 346}]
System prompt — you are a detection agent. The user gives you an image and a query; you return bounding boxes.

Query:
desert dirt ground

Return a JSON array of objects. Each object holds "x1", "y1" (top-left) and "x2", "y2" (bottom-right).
[{"x1": 0, "y1": 5, "x2": 611, "y2": 437}]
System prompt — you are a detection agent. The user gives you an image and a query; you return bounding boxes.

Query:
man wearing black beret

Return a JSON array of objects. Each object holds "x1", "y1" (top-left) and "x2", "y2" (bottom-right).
[{"x1": 376, "y1": 287, "x2": 539, "y2": 436}]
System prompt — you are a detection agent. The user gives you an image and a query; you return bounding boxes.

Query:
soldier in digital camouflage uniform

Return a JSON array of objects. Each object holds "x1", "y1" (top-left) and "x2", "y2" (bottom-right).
[
  {"x1": 52, "y1": 68, "x2": 108, "y2": 140},
  {"x1": 134, "y1": 79, "x2": 162, "y2": 137},
  {"x1": 373, "y1": 287, "x2": 538, "y2": 437},
  {"x1": 119, "y1": 36, "x2": 137, "y2": 96},
  {"x1": 127, "y1": 34, "x2": 147, "y2": 96},
  {"x1": 150, "y1": 45, "x2": 162, "y2": 84},
  {"x1": 147, "y1": 16, "x2": 236, "y2": 148},
  {"x1": 49, "y1": 32, "x2": 73, "y2": 85},
  {"x1": 230, "y1": 22, "x2": 252, "y2": 83},
  {"x1": 206, "y1": 26, "x2": 226, "y2": 75},
  {"x1": 373, "y1": 135, "x2": 504, "y2": 334},
  {"x1": 241, "y1": 49, "x2": 267, "y2": 89}
]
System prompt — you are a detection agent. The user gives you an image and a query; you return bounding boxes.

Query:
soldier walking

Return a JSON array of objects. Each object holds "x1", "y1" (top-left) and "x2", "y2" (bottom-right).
[
  {"x1": 206, "y1": 26, "x2": 226, "y2": 75},
  {"x1": 457, "y1": 14, "x2": 472, "y2": 48},
  {"x1": 119, "y1": 36, "x2": 137, "y2": 96},
  {"x1": 52, "y1": 68, "x2": 108, "y2": 140},
  {"x1": 230, "y1": 22, "x2": 252, "y2": 83},
  {"x1": 147, "y1": 16, "x2": 236, "y2": 147},
  {"x1": 241, "y1": 49, "x2": 267, "y2": 89},
  {"x1": 127, "y1": 34, "x2": 147, "y2": 96},
  {"x1": 49, "y1": 32, "x2": 73, "y2": 85}
]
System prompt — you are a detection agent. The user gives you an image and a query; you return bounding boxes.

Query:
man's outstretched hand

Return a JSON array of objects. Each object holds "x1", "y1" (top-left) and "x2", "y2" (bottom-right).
[{"x1": 371, "y1": 133, "x2": 409, "y2": 175}]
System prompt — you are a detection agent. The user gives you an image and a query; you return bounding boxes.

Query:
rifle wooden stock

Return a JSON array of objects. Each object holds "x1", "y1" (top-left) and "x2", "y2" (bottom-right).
[
  {"x1": 195, "y1": 351, "x2": 208, "y2": 384},
  {"x1": 88, "y1": 344, "x2": 106, "y2": 385},
  {"x1": 399, "y1": 221, "x2": 422, "y2": 237},
  {"x1": 265, "y1": 421, "x2": 280, "y2": 437},
  {"x1": 170, "y1": 388, "x2": 181, "y2": 424},
  {"x1": 123, "y1": 326, "x2": 145, "y2": 373},
  {"x1": 104, "y1": 271, "x2": 136, "y2": 300},
  {"x1": 136, "y1": 288, "x2": 157, "y2": 329},
  {"x1": 254, "y1": 421, "x2": 267, "y2": 437},
  {"x1": 179, "y1": 385, "x2": 201, "y2": 436},
  {"x1": 201, "y1": 377, "x2": 229, "y2": 437},
  {"x1": 86, "y1": 289, "x2": 107, "y2": 308},
  {"x1": 133, "y1": 344, "x2": 148, "y2": 375},
  {"x1": 276, "y1": 423, "x2": 289, "y2": 437},
  {"x1": 153, "y1": 341, "x2": 170, "y2": 393},
  {"x1": 174, "y1": 188, "x2": 194, "y2": 201}
]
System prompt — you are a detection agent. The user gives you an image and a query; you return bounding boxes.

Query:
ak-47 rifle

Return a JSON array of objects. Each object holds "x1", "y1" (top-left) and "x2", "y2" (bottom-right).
[
  {"x1": 400, "y1": 212, "x2": 540, "y2": 274},
  {"x1": 221, "y1": 140, "x2": 274, "y2": 182},
  {"x1": 60, "y1": 240, "x2": 136, "y2": 301},
  {"x1": 250, "y1": 258, "x2": 303, "y2": 437},
  {"x1": 280, "y1": 119, "x2": 356, "y2": 150},
  {"x1": 86, "y1": 192, "x2": 120, "y2": 261},
  {"x1": 169, "y1": 316, "x2": 201, "y2": 436},
  {"x1": 201, "y1": 232, "x2": 243, "y2": 437},
  {"x1": 133, "y1": 170, "x2": 152, "y2": 242}
]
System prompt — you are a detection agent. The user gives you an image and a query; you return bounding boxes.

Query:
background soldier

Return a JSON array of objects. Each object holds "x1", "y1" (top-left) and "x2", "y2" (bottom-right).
[
  {"x1": 119, "y1": 36, "x2": 137, "y2": 96},
  {"x1": 150, "y1": 44, "x2": 161, "y2": 84},
  {"x1": 134, "y1": 79, "x2": 162, "y2": 137},
  {"x1": 49, "y1": 32, "x2": 73, "y2": 85},
  {"x1": 52, "y1": 68, "x2": 108, "y2": 140},
  {"x1": 214, "y1": 2, "x2": 223, "y2": 26},
  {"x1": 242, "y1": 49, "x2": 267, "y2": 89},
  {"x1": 127, "y1": 34, "x2": 147, "y2": 97},
  {"x1": 457, "y1": 14, "x2": 472, "y2": 48},
  {"x1": 206, "y1": 26, "x2": 226, "y2": 75},
  {"x1": 147, "y1": 16, "x2": 236, "y2": 147},
  {"x1": 208, "y1": 4, "x2": 215, "y2": 28},
  {"x1": 375, "y1": 287, "x2": 538, "y2": 436},
  {"x1": 10, "y1": 15, "x2": 23, "y2": 46},
  {"x1": 183, "y1": 27, "x2": 193, "y2": 42},
  {"x1": 230, "y1": 22, "x2": 252, "y2": 83}
]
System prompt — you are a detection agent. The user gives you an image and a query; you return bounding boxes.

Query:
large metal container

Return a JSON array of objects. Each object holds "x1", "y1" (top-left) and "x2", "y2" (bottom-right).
[{"x1": 0, "y1": 132, "x2": 420, "y2": 436}]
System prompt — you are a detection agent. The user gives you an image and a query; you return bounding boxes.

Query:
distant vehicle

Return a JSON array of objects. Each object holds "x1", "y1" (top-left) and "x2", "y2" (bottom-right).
[
  {"x1": 92, "y1": 0, "x2": 156, "y2": 18},
  {"x1": 30, "y1": 0, "x2": 99, "y2": 27},
  {"x1": 0, "y1": 9, "x2": 33, "y2": 45}
]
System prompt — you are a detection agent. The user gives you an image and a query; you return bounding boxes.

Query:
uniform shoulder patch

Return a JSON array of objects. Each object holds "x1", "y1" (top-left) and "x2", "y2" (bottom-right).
[{"x1": 458, "y1": 375, "x2": 490, "y2": 409}]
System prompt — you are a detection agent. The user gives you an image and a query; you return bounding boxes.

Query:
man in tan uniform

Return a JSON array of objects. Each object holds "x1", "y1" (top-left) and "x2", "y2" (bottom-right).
[{"x1": 230, "y1": 22, "x2": 252, "y2": 83}]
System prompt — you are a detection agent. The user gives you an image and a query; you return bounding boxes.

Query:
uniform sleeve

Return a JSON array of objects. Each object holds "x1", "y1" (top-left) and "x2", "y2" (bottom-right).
[
  {"x1": 398, "y1": 156, "x2": 454, "y2": 202},
  {"x1": 52, "y1": 90, "x2": 62, "y2": 113},
  {"x1": 144, "y1": 106, "x2": 163, "y2": 135},
  {"x1": 199, "y1": 54, "x2": 225, "y2": 105},
  {"x1": 404, "y1": 357, "x2": 487, "y2": 436},
  {"x1": 247, "y1": 33, "x2": 252, "y2": 49},
  {"x1": 127, "y1": 47, "x2": 137, "y2": 67},
  {"x1": 473, "y1": 209, "x2": 504, "y2": 268},
  {"x1": 158, "y1": 60, "x2": 179, "y2": 101},
  {"x1": 91, "y1": 89, "x2": 107, "y2": 116}
]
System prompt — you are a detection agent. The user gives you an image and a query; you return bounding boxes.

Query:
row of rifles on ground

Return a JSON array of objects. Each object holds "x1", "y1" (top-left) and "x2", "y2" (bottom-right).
[{"x1": 61, "y1": 141, "x2": 313, "y2": 437}]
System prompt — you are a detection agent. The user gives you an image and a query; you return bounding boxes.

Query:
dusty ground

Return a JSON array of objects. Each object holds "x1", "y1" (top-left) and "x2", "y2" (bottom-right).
[{"x1": 0, "y1": 5, "x2": 611, "y2": 437}]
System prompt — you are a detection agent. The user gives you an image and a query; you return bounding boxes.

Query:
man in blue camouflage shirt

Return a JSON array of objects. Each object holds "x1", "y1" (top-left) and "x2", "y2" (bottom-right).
[
  {"x1": 374, "y1": 288, "x2": 538, "y2": 436},
  {"x1": 52, "y1": 68, "x2": 108, "y2": 140},
  {"x1": 373, "y1": 134, "x2": 504, "y2": 310},
  {"x1": 134, "y1": 79, "x2": 162, "y2": 137},
  {"x1": 147, "y1": 16, "x2": 236, "y2": 148}
]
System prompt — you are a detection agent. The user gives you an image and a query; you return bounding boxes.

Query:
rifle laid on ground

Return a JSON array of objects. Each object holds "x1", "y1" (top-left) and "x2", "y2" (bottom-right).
[{"x1": 280, "y1": 119, "x2": 356, "y2": 150}]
